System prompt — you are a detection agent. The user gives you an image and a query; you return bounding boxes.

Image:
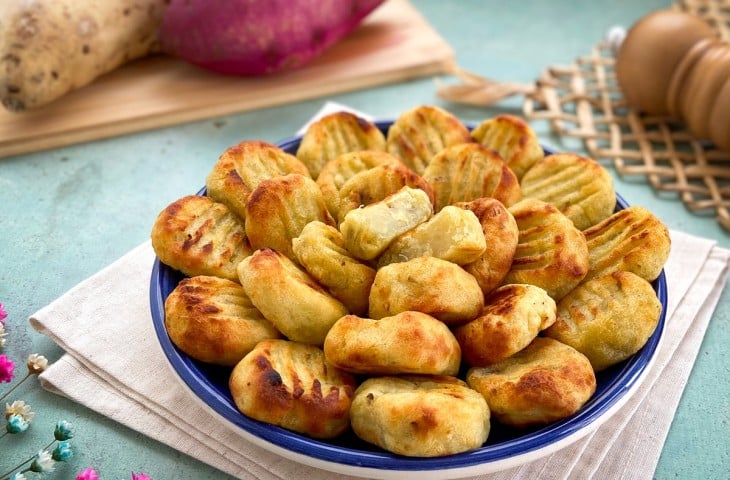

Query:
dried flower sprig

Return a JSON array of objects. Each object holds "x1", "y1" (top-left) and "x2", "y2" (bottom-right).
[
  {"x1": 0, "y1": 354, "x2": 48, "y2": 403},
  {"x1": 0, "y1": 421, "x2": 75, "y2": 480}
]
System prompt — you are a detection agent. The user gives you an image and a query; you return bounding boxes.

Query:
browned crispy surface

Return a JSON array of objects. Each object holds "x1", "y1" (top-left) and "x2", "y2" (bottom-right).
[
  {"x1": 164, "y1": 275, "x2": 281, "y2": 366},
  {"x1": 150, "y1": 195, "x2": 252, "y2": 281},
  {"x1": 467, "y1": 337, "x2": 596, "y2": 427},
  {"x1": 471, "y1": 114, "x2": 544, "y2": 180},
  {"x1": 229, "y1": 339, "x2": 356, "y2": 439}
]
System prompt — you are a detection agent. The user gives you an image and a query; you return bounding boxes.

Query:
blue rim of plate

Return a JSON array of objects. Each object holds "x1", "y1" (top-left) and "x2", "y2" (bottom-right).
[{"x1": 149, "y1": 119, "x2": 668, "y2": 472}]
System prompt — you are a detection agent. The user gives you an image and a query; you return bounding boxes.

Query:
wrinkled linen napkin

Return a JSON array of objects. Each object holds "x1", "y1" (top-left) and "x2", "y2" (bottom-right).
[{"x1": 29, "y1": 103, "x2": 730, "y2": 479}]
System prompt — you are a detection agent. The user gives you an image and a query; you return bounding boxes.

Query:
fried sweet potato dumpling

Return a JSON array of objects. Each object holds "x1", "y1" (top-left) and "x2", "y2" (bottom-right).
[
  {"x1": 454, "y1": 284, "x2": 556, "y2": 367},
  {"x1": 350, "y1": 375, "x2": 490, "y2": 457},
  {"x1": 323, "y1": 312, "x2": 461, "y2": 376},
  {"x1": 244, "y1": 173, "x2": 335, "y2": 261},
  {"x1": 237, "y1": 248, "x2": 348, "y2": 345},
  {"x1": 467, "y1": 337, "x2": 596, "y2": 428},
  {"x1": 340, "y1": 186, "x2": 433, "y2": 261},
  {"x1": 520, "y1": 153, "x2": 616, "y2": 230},
  {"x1": 583, "y1": 206, "x2": 671, "y2": 283},
  {"x1": 456, "y1": 197, "x2": 519, "y2": 296},
  {"x1": 471, "y1": 114, "x2": 544, "y2": 180},
  {"x1": 369, "y1": 256, "x2": 484, "y2": 326},
  {"x1": 164, "y1": 275, "x2": 281, "y2": 366},
  {"x1": 422, "y1": 143, "x2": 521, "y2": 212},
  {"x1": 317, "y1": 150, "x2": 404, "y2": 219},
  {"x1": 229, "y1": 339, "x2": 356, "y2": 439},
  {"x1": 378, "y1": 206, "x2": 486, "y2": 267},
  {"x1": 206, "y1": 140, "x2": 311, "y2": 221},
  {"x1": 504, "y1": 198, "x2": 589, "y2": 300},
  {"x1": 386, "y1": 105, "x2": 472, "y2": 175},
  {"x1": 292, "y1": 221, "x2": 376, "y2": 316},
  {"x1": 151, "y1": 195, "x2": 252, "y2": 281},
  {"x1": 296, "y1": 111, "x2": 386, "y2": 179},
  {"x1": 336, "y1": 162, "x2": 434, "y2": 223},
  {"x1": 545, "y1": 271, "x2": 662, "y2": 371}
]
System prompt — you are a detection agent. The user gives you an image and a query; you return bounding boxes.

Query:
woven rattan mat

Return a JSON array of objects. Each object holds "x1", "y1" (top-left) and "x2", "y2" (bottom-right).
[
  {"x1": 523, "y1": 1, "x2": 730, "y2": 231},
  {"x1": 439, "y1": 1, "x2": 730, "y2": 231}
]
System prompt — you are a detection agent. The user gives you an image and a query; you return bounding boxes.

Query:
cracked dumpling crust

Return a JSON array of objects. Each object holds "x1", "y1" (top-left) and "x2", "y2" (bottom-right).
[
  {"x1": 323, "y1": 311, "x2": 461, "y2": 375},
  {"x1": 164, "y1": 275, "x2": 281, "y2": 366},
  {"x1": 467, "y1": 337, "x2": 596, "y2": 428},
  {"x1": 151, "y1": 195, "x2": 252, "y2": 281},
  {"x1": 350, "y1": 375, "x2": 490, "y2": 457},
  {"x1": 229, "y1": 339, "x2": 356, "y2": 439}
]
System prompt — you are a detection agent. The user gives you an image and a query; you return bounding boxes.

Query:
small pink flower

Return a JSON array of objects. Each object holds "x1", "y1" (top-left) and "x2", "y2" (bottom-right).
[
  {"x1": 131, "y1": 473, "x2": 152, "y2": 480},
  {"x1": 0, "y1": 354, "x2": 15, "y2": 383},
  {"x1": 75, "y1": 467, "x2": 99, "y2": 480},
  {"x1": 0, "y1": 303, "x2": 7, "y2": 323}
]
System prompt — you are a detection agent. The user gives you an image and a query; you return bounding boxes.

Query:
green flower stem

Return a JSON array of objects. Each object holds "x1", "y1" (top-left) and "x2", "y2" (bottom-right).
[
  {"x1": 0, "y1": 373, "x2": 31, "y2": 403},
  {"x1": 0, "y1": 439, "x2": 57, "y2": 480}
]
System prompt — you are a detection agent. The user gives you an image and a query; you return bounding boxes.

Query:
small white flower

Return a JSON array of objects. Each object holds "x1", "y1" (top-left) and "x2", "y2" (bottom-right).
[
  {"x1": 30, "y1": 450, "x2": 55, "y2": 473},
  {"x1": 0, "y1": 324, "x2": 6, "y2": 348},
  {"x1": 5, "y1": 400, "x2": 35, "y2": 422},
  {"x1": 26, "y1": 353, "x2": 48, "y2": 375}
]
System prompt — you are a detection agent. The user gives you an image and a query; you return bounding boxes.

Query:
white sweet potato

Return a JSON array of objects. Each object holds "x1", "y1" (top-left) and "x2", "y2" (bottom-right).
[
  {"x1": 159, "y1": 0, "x2": 385, "y2": 76},
  {"x1": 0, "y1": 0, "x2": 168, "y2": 111}
]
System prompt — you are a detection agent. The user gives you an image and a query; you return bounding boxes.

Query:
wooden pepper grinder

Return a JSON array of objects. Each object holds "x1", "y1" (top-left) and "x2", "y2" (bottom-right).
[{"x1": 615, "y1": 9, "x2": 730, "y2": 152}]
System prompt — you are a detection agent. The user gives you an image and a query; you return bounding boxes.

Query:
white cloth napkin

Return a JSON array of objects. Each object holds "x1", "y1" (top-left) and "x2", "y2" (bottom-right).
[{"x1": 27, "y1": 103, "x2": 730, "y2": 478}]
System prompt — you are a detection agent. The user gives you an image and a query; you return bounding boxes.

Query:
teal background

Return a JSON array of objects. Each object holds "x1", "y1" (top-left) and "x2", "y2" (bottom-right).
[{"x1": 1, "y1": 1, "x2": 727, "y2": 478}]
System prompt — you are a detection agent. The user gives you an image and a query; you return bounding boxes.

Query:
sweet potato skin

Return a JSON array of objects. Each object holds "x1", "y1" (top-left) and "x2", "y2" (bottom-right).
[{"x1": 0, "y1": 0, "x2": 168, "y2": 111}]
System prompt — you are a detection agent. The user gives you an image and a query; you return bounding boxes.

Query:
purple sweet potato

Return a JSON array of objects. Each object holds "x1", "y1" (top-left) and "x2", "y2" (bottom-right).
[{"x1": 158, "y1": 0, "x2": 385, "y2": 76}]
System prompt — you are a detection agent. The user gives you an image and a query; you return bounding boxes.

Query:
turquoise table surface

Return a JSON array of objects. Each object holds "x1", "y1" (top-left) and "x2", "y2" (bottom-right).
[{"x1": 1, "y1": 0, "x2": 728, "y2": 479}]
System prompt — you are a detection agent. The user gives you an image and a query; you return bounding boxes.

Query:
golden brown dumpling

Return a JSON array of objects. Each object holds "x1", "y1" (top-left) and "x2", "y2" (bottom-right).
[
  {"x1": 504, "y1": 198, "x2": 589, "y2": 300},
  {"x1": 422, "y1": 142, "x2": 521, "y2": 211},
  {"x1": 369, "y1": 256, "x2": 484, "y2": 326},
  {"x1": 229, "y1": 339, "x2": 356, "y2": 439},
  {"x1": 164, "y1": 276, "x2": 281, "y2": 366},
  {"x1": 296, "y1": 111, "x2": 386, "y2": 179},
  {"x1": 317, "y1": 150, "x2": 404, "y2": 219},
  {"x1": 544, "y1": 271, "x2": 662, "y2": 371},
  {"x1": 244, "y1": 173, "x2": 335, "y2": 261},
  {"x1": 323, "y1": 311, "x2": 461, "y2": 376},
  {"x1": 457, "y1": 197, "x2": 519, "y2": 296},
  {"x1": 151, "y1": 195, "x2": 252, "y2": 281},
  {"x1": 520, "y1": 153, "x2": 616, "y2": 230},
  {"x1": 350, "y1": 375, "x2": 490, "y2": 457},
  {"x1": 454, "y1": 284, "x2": 556, "y2": 367},
  {"x1": 206, "y1": 141, "x2": 311, "y2": 221},
  {"x1": 583, "y1": 206, "x2": 671, "y2": 283},
  {"x1": 237, "y1": 248, "x2": 348, "y2": 345},
  {"x1": 471, "y1": 114, "x2": 544, "y2": 180},
  {"x1": 386, "y1": 105, "x2": 472, "y2": 175},
  {"x1": 467, "y1": 337, "x2": 596, "y2": 427},
  {"x1": 292, "y1": 221, "x2": 376, "y2": 316}
]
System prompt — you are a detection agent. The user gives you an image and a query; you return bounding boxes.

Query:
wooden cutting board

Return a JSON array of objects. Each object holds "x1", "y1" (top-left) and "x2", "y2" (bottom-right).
[{"x1": 0, "y1": 0, "x2": 454, "y2": 158}]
